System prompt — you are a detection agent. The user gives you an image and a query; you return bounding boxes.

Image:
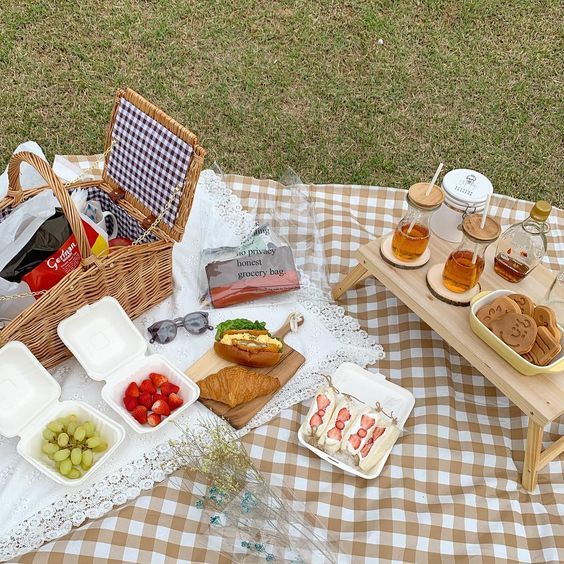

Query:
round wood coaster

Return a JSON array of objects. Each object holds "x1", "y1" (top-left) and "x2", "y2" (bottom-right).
[
  {"x1": 380, "y1": 234, "x2": 431, "y2": 270},
  {"x1": 425, "y1": 263, "x2": 480, "y2": 306}
]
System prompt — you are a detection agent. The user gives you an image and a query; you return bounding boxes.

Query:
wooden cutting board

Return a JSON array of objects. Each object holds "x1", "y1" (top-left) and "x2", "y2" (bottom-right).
[{"x1": 184, "y1": 313, "x2": 305, "y2": 429}]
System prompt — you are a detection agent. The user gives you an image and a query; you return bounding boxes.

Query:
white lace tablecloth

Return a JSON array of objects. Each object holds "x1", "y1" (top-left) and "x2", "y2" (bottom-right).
[{"x1": 0, "y1": 170, "x2": 383, "y2": 561}]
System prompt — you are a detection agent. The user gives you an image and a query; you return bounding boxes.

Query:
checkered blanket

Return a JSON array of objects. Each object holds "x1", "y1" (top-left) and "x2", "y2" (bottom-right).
[{"x1": 17, "y1": 167, "x2": 564, "y2": 563}]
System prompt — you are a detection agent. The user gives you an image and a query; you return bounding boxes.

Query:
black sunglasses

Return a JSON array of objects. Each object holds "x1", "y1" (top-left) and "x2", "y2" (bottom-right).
[{"x1": 148, "y1": 312, "x2": 213, "y2": 344}]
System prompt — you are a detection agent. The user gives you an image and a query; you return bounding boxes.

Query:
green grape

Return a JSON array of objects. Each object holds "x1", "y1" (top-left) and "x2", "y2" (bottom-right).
[
  {"x1": 59, "y1": 416, "x2": 70, "y2": 427},
  {"x1": 68, "y1": 414, "x2": 78, "y2": 422},
  {"x1": 83, "y1": 421, "x2": 95, "y2": 438},
  {"x1": 42, "y1": 429, "x2": 56, "y2": 441},
  {"x1": 86, "y1": 436, "x2": 100, "y2": 449},
  {"x1": 57, "y1": 433, "x2": 69, "y2": 447},
  {"x1": 42, "y1": 442, "x2": 59, "y2": 455},
  {"x1": 47, "y1": 420, "x2": 63, "y2": 433},
  {"x1": 71, "y1": 447, "x2": 82, "y2": 465},
  {"x1": 82, "y1": 449, "x2": 93, "y2": 468},
  {"x1": 67, "y1": 468, "x2": 82, "y2": 479},
  {"x1": 53, "y1": 448, "x2": 70, "y2": 462},
  {"x1": 93, "y1": 441, "x2": 108, "y2": 453},
  {"x1": 66, "y1": 421, "x2": 77, "y2": 436},
  {"x1": 74, "y1": 426, "x2": 86, "y2": 441},
  {"x1": 59, "y1": 458, "x2": 72, "y2": 475}
]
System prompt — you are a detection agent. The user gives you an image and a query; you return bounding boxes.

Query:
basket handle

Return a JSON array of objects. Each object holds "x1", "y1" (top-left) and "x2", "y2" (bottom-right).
[{"x1": 7, "y1": 151, "x2": 93, "y2": 262}]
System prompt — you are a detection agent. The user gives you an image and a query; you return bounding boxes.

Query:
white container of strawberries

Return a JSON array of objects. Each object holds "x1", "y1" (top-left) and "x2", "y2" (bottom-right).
[{"x1": 57, "y1": 297, "x2": 200, "y2": 433}]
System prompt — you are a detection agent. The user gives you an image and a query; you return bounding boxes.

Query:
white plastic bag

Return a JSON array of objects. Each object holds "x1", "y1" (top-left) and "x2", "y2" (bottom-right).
[
  {"x1": 0, "y1": 141, "x2": 50, "y2": 199},
  {"x1": 0, "y1": 190, "x2": 58, "y2": 320}
]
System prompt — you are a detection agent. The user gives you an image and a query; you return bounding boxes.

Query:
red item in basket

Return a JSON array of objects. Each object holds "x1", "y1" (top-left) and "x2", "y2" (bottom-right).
[{"x1": 22, "y1": 216, "x2": 109, "y2": 295}]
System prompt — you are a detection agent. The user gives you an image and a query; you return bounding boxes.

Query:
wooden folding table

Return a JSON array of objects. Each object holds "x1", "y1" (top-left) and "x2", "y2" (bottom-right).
[{"x1": 333, "y1": 235, "x2": 564, "y2": 491}]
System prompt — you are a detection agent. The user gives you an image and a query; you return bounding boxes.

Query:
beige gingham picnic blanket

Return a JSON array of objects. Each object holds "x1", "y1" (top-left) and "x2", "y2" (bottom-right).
[{"x1": 16, "y1": 164, "x2": 564, "y2": 563}]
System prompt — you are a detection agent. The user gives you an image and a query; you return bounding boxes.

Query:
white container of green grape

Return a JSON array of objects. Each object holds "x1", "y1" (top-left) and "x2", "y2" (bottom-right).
[{"x1": 0, "y1": 341, "x2": 125, "y2": 486}]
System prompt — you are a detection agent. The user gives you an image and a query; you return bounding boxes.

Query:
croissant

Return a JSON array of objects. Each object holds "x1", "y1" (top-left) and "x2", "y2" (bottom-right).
[{"x1": 198, "y1": 366, "x2": 280, "y2": 408}]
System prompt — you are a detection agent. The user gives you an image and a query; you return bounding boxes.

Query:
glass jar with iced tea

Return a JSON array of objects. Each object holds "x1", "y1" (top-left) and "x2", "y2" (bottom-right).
[
  {"x1": 391, "y1": 182, "x2": 444, "y2": 262},
  {"x1": 442, "y1": 214, "x2": 501, "y2": 293}
]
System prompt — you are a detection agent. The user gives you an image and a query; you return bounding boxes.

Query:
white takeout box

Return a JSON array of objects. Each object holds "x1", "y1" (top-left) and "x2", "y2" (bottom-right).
[
  {"x1": 298, "y1": 362, "x2": 415, "y2": 479},
  {"x1": 57, "y1": 296, "x2": 200, "y2": 433},
  {"x1": 0, "y1": 341, "x2": 125, "y2": 486}
]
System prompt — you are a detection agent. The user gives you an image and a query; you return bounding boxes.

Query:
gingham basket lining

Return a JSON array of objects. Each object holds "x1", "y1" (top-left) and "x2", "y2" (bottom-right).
[{"x1": 106, "y1": 98, "x2": 193, "y2": 228}]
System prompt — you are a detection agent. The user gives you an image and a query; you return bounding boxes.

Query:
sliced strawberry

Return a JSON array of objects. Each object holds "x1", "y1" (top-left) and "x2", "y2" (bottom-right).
[
  {"x1": 151, "y1": 399, "x2": 171, "y2": 416},
  {"x1": 123, "y1": 395, "x2": 138, "y2": 412},
  {"x1": 132, "y1": 405, "x2": 148, "y2": 424},
  {"x1": 152, "y1": 393, "x2": 166, "y2": 404},
  {"x1": 167, "y1": 392, "x2": 184, "y2": 410},
  {"x1": 139, "y1": 379, "x2": 156, "y2": 395},
  {"x1": 138, "y1": 392, "x2": 153, "y2": 409},
  {"x1": 149, "y1": 372, "x2": 168, "y2": 388},
  {"x1": 147, "y1": 413, "x2": 162, "y2": 427},
  {"x1": 160, "y1": 382, "x2": 180, "y2": 396},
  {"x1": 124, "y1": 382, "x2": 140, "y2": 398}
]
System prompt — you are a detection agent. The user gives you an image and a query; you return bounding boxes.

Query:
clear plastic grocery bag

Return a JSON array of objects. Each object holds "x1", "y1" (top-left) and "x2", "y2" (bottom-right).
[{"x1": 197, "y1": 166, "x2": 330, "y2": 308}]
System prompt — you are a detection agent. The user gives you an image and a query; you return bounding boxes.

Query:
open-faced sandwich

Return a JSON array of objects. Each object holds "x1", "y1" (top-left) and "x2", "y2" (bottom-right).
[{"x1": 214, "y1": 318, "x2": 284, "y2": 367}]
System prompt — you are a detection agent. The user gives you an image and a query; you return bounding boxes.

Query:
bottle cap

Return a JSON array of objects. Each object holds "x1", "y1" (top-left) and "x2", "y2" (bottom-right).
[
  {"x1": 407, "y1": 183, "x2": 445, "y2": 210},
  {"x1": 530, "y1": 200, "x2": 551, "y2": 222},
  {"x1": 462, "y1": 213, "x2": 501, "y2": 243}
]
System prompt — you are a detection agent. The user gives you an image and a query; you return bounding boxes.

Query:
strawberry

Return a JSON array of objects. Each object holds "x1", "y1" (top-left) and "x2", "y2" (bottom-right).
[
  {"x1": 151, "y1": 399, "x2": 171, "y2": 416},
  {"x1": 132, "y1": 405, "x2": 148, "y2": 424},
  {"x1": 167, "y1": 392, "x2": 184, "y2": 410},
  {"x1": 123, "y1": 395, "x2": 138, "y2": 412},
  {"x1": 149, "y1": 372, "x2": 168, "y2": 388},
  {"x1": 160, "y1": 382, "x2": 180, "y2": 396},
  {"x1": 124, "y1": 382, "x2": 140, "y2": 398},
  {"x1": 152, "y1": 393, "x2": 166, "y2": 404},
  {"x1": 139, "y1": 379, "x2": 156, "y2": 395},
  {"x1": 138, "y1": 392, "x2": 153, "y2": 409},
  {"x1": 147, "y1": 413, "x2": 162, "y2": 427}
]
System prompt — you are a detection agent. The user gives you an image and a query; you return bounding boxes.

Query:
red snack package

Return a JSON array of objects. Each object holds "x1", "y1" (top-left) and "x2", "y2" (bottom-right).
[{"x1": 22, "y1": 215, "x2": 109, "y2": 295}]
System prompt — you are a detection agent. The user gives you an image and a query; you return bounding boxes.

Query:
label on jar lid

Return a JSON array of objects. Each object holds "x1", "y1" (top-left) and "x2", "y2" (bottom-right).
[{"x1": 442, "y1": 169, "x2": 493, "y2": 205}]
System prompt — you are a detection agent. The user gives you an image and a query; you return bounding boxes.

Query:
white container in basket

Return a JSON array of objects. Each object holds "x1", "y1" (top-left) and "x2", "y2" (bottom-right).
[
  {"x1": 0, "y1": 341, "x2": 125, "y2": 486},
  {"x1": 298, "y1": 363, "x2": 415, "y2": 479},
  {"x1": 57, "y1": 296, "x2": 200, "y2": 434}
]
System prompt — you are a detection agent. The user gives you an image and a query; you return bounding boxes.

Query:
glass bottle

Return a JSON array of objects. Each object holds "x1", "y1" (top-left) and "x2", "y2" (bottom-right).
[
  {"x1": 494, "y1": 201, "x2": 551, "y2": 283},
  {"x1": 391, "y1": 182, "x2": 444, "y2": 261},
  {"x1": 442, "y1": 214, "x2": 501, "y2": 293}
]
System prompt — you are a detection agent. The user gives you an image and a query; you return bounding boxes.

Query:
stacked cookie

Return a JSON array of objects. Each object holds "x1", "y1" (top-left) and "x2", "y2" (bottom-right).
[{"x1": 477, "y1": 294, "x2": 562, "y2": 367}]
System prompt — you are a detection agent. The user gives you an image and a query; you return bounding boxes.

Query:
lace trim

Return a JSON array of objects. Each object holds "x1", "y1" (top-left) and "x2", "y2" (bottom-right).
[{"x1": 0, "y1": 169, "x2": 383, "y2": 562}]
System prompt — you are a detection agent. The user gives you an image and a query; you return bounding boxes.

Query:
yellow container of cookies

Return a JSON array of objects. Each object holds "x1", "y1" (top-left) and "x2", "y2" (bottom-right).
[{"x1": 469, "y1": 290, "x2": 564, "y2": 376}]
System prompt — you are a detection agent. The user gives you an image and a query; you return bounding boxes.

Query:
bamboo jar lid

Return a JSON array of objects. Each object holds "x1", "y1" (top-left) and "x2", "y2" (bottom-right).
[
  {"x1": 462, "y1": 213, "x2": 501, "y2": 243},
  {"x1": 407, "y1": 182, "x2": 445, "y2": 210}
]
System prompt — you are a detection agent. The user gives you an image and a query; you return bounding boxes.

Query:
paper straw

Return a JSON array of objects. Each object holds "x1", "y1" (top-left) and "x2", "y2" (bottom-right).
[
  {"x1": 425, "y1": 162, "x2": 444, "y2": 196},
  {"x1": 407, "y1": 163, "x2": 444, "y2": 234},
  {"x1": 480, "y1": 193, "x2": 492, "y2": 229},
  {"x1": 472, "y1": 194, "x2": 492, "y2": 264}
]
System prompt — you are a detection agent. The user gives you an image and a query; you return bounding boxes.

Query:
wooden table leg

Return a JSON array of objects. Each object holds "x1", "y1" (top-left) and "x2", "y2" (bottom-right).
[
  {"x1": 522, "y1": 418, "x2": 544, "y2": 491},
  {"x1": 332, "y1": 263, "x2": 370, "y2": 301}
]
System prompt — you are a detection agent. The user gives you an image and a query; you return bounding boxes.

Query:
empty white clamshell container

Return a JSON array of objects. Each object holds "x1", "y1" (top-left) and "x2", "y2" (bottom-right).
[
  {"x1": 57, "y1": 296, "x2": 200, "y2": 434},
  {"x1": 0, "y1": 341, "x2": 125, "y2": 486}
]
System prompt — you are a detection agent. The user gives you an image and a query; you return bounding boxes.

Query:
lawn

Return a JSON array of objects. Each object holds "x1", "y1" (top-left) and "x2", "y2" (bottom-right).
[{"x1": 0, "y1": 1, "x2": 561, "y2": 206}]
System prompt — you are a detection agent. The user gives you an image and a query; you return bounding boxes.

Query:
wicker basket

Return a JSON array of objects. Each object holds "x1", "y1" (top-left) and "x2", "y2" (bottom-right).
[{"x1": 0, "y1": 88, "x2": 205, "y2": 368}]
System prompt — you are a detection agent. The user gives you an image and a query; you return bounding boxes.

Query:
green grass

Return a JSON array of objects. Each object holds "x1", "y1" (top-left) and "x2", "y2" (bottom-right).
[{"x1": 0, "y1": 1, "x2": 562, "y2": 206}]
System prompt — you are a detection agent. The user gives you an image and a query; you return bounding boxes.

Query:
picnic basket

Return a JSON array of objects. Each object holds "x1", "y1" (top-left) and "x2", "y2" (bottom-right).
[{"x1": 0, "y1": 88, "x2": 205, "y2": 368}]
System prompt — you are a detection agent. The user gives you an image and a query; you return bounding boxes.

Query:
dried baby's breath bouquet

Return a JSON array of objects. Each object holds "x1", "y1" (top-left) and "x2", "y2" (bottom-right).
[{"x1": 169, "y1": 418, "x2": 337, "y2": 563}]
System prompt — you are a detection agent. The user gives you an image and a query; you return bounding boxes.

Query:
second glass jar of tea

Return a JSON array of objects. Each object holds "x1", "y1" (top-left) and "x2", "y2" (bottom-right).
[
  {"x1": 442, "y1": 214, "x2": 501, "y2": 293},
  {"x1": 391, "y1": 182, "x2": 444, "y2": 261}
]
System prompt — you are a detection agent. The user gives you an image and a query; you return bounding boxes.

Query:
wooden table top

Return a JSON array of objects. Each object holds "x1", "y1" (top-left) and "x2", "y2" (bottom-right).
[{"x1": 358, "y1": 234, "x2": 564, "y2": 426}]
